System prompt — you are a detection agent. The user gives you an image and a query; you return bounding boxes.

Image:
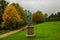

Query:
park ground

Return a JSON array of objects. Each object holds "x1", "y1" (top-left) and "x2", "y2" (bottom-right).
[{"x1": 0, "y1": 21, "x2": 60, "y2": 40}]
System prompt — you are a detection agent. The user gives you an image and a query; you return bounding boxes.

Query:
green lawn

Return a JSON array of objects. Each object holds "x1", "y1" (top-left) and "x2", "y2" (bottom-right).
[{"x1": 0, "y1": 21, "x2": 60, "y2": 40}]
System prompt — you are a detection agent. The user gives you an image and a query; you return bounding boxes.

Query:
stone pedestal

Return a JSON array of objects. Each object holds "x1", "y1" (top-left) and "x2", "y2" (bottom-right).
[{"x1": 26, "y1": 26, "x2": 35, "y2": 37}]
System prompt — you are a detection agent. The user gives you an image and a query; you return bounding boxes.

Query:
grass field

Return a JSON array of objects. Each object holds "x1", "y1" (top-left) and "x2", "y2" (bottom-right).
[{"x1": 0, "y1": 21, "x2": 60, "y2": 40}]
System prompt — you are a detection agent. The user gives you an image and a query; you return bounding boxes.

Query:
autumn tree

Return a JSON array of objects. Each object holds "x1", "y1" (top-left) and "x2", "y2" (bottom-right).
[
  {"x1": 32, "y1": 11, "x2": 45, "y2": 24},
  {"x1": 2, "y1": 4, "x2": 23, "y2": 30},
  {"x1": 11, "y1": 3, "x2": 27, "y2": 26}
]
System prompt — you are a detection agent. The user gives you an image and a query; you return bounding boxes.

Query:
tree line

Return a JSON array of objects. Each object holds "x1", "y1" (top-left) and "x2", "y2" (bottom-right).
[
  {"x1": 0, "y1": 0, "x2": 60, "y2": 30},
  {"x1": 47, "y1": 12, "x2": 60, "y2": 21}
]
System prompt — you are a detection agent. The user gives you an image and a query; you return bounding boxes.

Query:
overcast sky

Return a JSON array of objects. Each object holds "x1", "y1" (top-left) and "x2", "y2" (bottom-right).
[{"x1": 6, "y1": 0, "x2": 60, "y2": 15}]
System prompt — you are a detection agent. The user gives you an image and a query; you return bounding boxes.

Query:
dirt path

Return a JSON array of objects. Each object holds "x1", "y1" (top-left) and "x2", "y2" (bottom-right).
[{"x1": 0, "y1": 27, "x2": 26, "y2": 39}]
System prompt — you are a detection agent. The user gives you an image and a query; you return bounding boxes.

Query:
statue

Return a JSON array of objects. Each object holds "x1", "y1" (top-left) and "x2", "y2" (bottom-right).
[
  {"x1": 26, "y1": 10, "x2": 35, "y2": 37},
  {"x1": 27, "y1": 10, "x2": 32, "y2": 26}
]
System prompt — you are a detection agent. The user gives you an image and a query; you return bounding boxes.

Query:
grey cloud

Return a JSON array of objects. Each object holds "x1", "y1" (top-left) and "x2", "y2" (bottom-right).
[{"x1": 6, "y1": 0, "x2": 60, "y2": 15}]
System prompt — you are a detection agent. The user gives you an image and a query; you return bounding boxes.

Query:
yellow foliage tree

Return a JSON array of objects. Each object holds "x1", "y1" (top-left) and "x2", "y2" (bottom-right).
[
  {"x1": 32, "y1": 11, "x2": 45, "y2": 24},
  {"x1": 2, "y1": 4, "x2": 23, "y2": 29},
  {"x1": 11, "y1": 3, "x2": 27, "y2": 25}
]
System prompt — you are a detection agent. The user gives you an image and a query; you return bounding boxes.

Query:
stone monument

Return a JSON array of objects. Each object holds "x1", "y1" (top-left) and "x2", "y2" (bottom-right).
[{"x1": 26, "y1": 10, "x2": 35, "y2": 37}]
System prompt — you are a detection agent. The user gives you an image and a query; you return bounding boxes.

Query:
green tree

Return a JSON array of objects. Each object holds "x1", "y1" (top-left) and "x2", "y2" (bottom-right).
[
  {"x1": 57, "y1": 12, "x2": 60, "y2": 20},
  {"x1": 44, "y1": 13, "x2": 48, "y2": 21},
  {"x1": 50, "y1": 13, "x2": 54, "y2": 18},
  {"x1": 0, "y1": 0, "x2": 9, "y2": 16},
  {"x1": 48, "y1": 13, "x2": 59, "y2": 21},
  {"x1": 0, "y1": 0, "x2": 9, "y2": 24}
]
